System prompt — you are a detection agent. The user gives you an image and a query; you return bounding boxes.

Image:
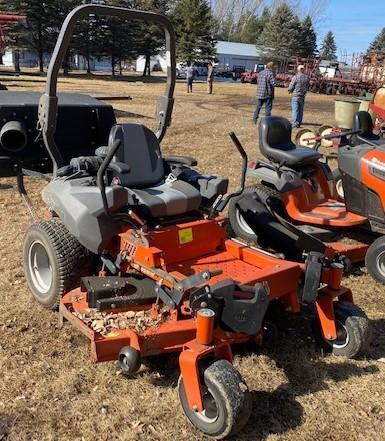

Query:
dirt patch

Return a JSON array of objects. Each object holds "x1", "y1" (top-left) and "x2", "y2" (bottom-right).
[{"x1": 0, "y1": 75, "x2": 385, "y2": 441}]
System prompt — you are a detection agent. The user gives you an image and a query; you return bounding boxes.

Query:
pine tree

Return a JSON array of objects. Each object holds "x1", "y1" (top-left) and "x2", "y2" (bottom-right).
[
  {"x1": 299, "y1": 15, "x2": 317, "y2": 58},
  {"x1": 54, "y1": 0, "x2": 82, "y2": 75},
  {"x1": 367, "y1": 28, "x2": 385, "y2": 55},
  {"x1": 257, "y1": 3, "x2": 302, "y2": 60},
  {"x1": 319, "y1": 31, "x2": 337, "y2": 61},
  {"x1": 171, "y1": 0, "x2": 216, "y2": 64},
  {"x1": 104, "y1": 0, "x2": 142, "y2": 76},
  {"x1": 135, "y1": 0, "x2": 170, "y2": 76}
]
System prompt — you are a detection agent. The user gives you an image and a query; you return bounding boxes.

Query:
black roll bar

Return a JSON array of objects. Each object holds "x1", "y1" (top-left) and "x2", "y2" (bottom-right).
[{"x1": 38, "y1": 5, "x2": 176, "y2": 177}]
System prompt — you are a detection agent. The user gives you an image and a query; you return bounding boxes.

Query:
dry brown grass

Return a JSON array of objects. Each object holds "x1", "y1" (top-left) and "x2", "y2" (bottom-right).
[{"x1": 0, "y1": 74, "x2": 385, "y2": 441}]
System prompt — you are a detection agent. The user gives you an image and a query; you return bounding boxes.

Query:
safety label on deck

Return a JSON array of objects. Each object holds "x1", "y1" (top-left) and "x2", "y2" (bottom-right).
[{"x1": 179, "y1": 228, "x2": 193, "y2": 245}]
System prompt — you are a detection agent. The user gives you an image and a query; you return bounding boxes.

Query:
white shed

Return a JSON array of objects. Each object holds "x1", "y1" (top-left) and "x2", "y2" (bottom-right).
[{"x1": 215, "y1": 41, "x2": 262, "y2": 71}]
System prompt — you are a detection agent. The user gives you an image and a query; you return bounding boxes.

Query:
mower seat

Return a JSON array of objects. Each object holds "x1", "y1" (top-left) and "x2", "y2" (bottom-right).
[
  {"x1": 108, "y1": 123, "x2": 202, "y2": 218},
  {"x1": 352, "y1": 111, "x2": 384, "y2": 146},
  {"x1": 259, "y1": 117, "x2": 321, "y2": 166}
]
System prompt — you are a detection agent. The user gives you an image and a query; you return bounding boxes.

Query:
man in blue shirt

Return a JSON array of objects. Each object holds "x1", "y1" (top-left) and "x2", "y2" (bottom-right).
[
  {"x1": 288, "y1": 65, "x2": 310, "y2": 128},
  {"x1": 252, "y1": 62, "x2": 276, "y2": 125}
]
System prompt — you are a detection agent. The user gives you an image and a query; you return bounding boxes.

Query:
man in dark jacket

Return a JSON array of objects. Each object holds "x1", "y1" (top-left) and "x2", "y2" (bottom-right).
[
  {"x1": 288, "y1": 64, "x2": 310, "y2": 128},
  {"x1": 252, "y1": 62, "x2": 276, "y2": 124}
]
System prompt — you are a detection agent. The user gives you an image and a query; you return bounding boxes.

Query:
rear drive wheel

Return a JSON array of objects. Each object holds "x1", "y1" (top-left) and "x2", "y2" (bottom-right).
[
  {"x1": 314, "y1": 301, "x2": 371, "y2": 358},
  {"x1": 332, "y1": 168, "x2": 344, "y2": 200},
  {"x1": 23, "y1": 219, "x2": 91, "y2": 310},
  {"x1": 178, "y1": 359, "x2": 251, "y2": 439},
  {"x1": 366, "y1": 235, "x2": 385, "y2": 285}
]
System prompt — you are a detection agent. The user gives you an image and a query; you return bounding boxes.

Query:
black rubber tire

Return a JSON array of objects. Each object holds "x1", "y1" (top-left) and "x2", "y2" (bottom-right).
[
  {"x1": 313, "y1": 301, "x2": 372, "y2": 358},
  {"x1": 228, "y1": 184, "x2": 283, "y2": 243},
  {"x1": 332, "y1": 168, "x2": 344, "y2": 200},
  {"x1": 178, "y1": 359, "x2": 251, "y2": 439},
  {"x1": 365, "y1": 235, "x2": 385, "y2": 285},
  {"x1": 23, "y1": 219, "x2": 91, "y2": 310}
]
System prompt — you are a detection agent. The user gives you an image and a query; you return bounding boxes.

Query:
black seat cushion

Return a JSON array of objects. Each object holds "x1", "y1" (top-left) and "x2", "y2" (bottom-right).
[
  {"x1": 259, "y1": 116, "x2": 321, "y2": 166},
  {"x1": 129, "y1": 180, "x2": 201, "y2": 218},
  {"x1": 352, "y1": 111, "x2": 383, "y2": 145}
]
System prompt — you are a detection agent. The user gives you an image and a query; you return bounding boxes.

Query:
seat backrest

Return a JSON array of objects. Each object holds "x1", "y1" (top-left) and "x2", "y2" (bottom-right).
[
  {"x1": 353, "y1": 111, "x2": 373, "y2": 137},
  {"x1": 259, "y1": 116, "x2": 296, "y2": 159},
  {"x1": 109, "y1": 123, "x2": 165, "y2": 188}
]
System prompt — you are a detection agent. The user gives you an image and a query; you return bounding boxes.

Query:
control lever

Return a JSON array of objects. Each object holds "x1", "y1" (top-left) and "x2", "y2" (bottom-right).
[
  {"x1": 96, "y1": 139, "x2": 121, "y2": 218},
  {"x1": 212, "y1": 132, "x2": 248, "y2": 214}
]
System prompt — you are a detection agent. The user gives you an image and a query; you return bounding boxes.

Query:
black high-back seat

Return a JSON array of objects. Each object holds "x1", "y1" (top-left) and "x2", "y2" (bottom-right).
[
  {"x1": 259, "y1": 116, "x2": 321, "y2": 166},
  {"x1": 107, "y1": 124, "x2": 201, "y2": 218},
  {"x1": 107, "y1": 123, "x2": 228, "y2": 218},
  {"x1": 352, "y1": 111, "x2": 384, "y2": 146}
]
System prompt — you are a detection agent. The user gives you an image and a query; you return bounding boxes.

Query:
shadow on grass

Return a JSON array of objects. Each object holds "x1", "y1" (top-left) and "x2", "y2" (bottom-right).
[
  {"x1": 0, "y1": 412, "x2": 16, "y2": 440},
  {"x1": 368, "y1": 318, "x2": 385, "y2": 360},
  {"x1": 114, "y1": 109, "x2": 153, "y2": 120},
  {"x1": 64, "y1": 72, "x2": 168, "y2": 84},
  {"x1": 0, "y1": 184, "x2": 13, "y2": 190}
]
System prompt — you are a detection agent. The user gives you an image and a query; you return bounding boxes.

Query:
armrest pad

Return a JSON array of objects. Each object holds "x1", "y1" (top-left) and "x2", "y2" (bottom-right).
[
  {"x1": 108, "y1": 161, "x2": 130, "y2": 174},
  {"x1": 164, "y1": 156, "x2": 198, "y2": 167}
]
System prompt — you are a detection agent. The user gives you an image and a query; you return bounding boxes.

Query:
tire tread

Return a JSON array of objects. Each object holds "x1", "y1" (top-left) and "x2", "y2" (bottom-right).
[{"x1": 24, "y1": 219, "x2": 91, "y2": 310}]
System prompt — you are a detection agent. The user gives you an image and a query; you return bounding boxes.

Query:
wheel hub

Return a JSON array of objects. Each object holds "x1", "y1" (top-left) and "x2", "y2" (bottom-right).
[
  {"x1": 28, "y1": 240, "x2": 53, "y2": 294},
  {"x1": 235, "y1": 207, "x2": 255, "y2": 236},
  {"x1": 375, "y1": 250, "x2": 385, "y2": 278},
  {"x1": 336, "y1": 179, "x2": 344, "y2": 199},
  {"x1": 195, "y1": 387, "x2": 219, "y2": 423},
  {"x1": 331, "y1": 320, "x2": 350, "y2": 349}
]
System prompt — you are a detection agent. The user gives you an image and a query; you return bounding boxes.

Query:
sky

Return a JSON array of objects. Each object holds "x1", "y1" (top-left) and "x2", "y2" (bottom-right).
[{"x1": 302, "y1": 0, "x2": 385, "y2": 56}]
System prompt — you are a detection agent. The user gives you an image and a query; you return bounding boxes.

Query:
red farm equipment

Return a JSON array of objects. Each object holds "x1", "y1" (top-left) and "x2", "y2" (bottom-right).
[
  {"x1": 0, "y1": 13, "x2": 27, "y2": 57},
  {"x1": 241, "y1": 54, "x2": 384, "y2": 97}
]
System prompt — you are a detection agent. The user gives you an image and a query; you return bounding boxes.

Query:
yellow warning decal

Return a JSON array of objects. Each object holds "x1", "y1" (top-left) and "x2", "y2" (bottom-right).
[{"x1": 179, "y1": 228, "x2": 193, "y2": 244}]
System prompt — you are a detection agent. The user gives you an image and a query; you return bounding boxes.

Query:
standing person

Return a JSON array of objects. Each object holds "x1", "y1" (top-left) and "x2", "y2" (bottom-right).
[
  {"x1": 207, "y1": 62, "x2": 214, "y2": 94},
  {"x1": 186, "y1": 62, "x2": 195, "y2": 93},
  {"x1": 252, "y1": 61, "x2": 276, "y2": 125},
  {"x1": 288, "y1": 65, "x2": 310, "y2": 128}
]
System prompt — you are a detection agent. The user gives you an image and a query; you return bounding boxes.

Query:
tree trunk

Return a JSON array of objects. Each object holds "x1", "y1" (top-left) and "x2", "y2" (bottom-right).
[
  {"x1": 86, "y1": 53, "x2": 91, "y2": 74},
  {"x1": 143, "y1": 54, "x2": 151, "y2": 77},
  {"x1": 38, "y1": 51, "x2": 44, "y2": 73},
  {"x1": 0, "y1": 54, "x2": 3, "y2": 65},
  {"x1": 119, "y1": 58, "x2": 123, "y2": 76},
  {"x1": 111, "y1": 54, "x2": 115, "y2": 77},
  {"x1": 63, "y1": 53, "x2": 70, "y2": 76},
  {"x1": 14, "y1": 50, "x2": 20, "y2": 73},
  {"x1": 38, "y1": 23, "x2": 44, "y2": 73}
]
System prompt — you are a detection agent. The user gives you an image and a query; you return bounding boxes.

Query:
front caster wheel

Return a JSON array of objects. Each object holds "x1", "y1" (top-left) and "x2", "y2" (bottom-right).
[
  {"x1": 365, "y1": 235, "x2": 385, "y2": 285},
  {"x1": 118, "y1": 346, "x2": 141, "y2": 376},
  {"x1": 178, "y1": 359, "x2": 251, "y2": 439},
  {"x1": 314, "y1": 301, "x2": 372, "y2": 358}
]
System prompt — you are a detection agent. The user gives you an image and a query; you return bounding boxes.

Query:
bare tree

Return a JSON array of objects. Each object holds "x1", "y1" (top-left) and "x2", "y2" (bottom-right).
[
  {"x1": 212, "y1": 0, "x2": 263, "y2": 40},
  {"x1": 267, "y1": 0, "x2": 330, "y2": 27}
]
